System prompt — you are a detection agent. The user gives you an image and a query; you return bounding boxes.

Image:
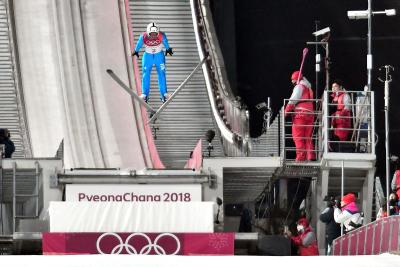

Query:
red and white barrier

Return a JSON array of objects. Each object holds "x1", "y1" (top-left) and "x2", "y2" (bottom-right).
[
  {"x1": 333, "y1": 215, "x2": 400, "y2": 255},
  {"x1": 43, "y1": 232, "x2": 234, "y2": 255}
]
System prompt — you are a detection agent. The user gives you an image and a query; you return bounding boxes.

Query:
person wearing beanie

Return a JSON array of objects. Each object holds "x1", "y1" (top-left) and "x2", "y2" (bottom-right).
[
  {"x1": 284, "y1": 71, "x2": 315, "y2": 161},
  {"x1": 285, "y1": 217, "x2": 319, "y2": 256},
  {"x1": 334, "y1": 193, "x2": 363, "y2": 233},
  {"x1": 319, "y1": 196, "x2": 341, "y2": 255}
]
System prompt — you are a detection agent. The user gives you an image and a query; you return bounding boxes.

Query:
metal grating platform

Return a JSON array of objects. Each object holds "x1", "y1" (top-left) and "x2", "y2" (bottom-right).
[
  {"x1": 223, "y1": 167, "x2": 275, "y2": 204},
  {"x1": 275, "y1": 161, "x2": 321, "y2": 178}
]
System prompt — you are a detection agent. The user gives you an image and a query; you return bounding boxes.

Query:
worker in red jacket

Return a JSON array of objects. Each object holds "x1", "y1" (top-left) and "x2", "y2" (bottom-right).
[
  {"x1": 285, "y1": 217, "x2": 319, "y2": 256},
  {"x1": 284, "y1": 71, "x2": 315, "y2": 161},
  {"x1": 330, "y1": 80, "x2": 352, "y2": 151}
]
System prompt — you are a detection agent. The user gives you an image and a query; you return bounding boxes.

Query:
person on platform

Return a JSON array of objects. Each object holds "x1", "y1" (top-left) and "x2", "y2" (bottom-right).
[
  {"x1": 0, "y1": 128, "x2": 15, "y2": 158},
  {"x1": 330, "y1": 80, "x2": 352, "y2": 152},
  {"x1": 284, "y1": 71, "x2": 315, "y2": 161},
  {"x1": 319, "y1": 196, "x2": 341, "y2": 255},
  {"x1": 377, "y1": 193, "x2": 400, "y2": 219},
  {"x1": 132, "y1": 22, "x2": 173, "y2": 103},
  {"x1": 388, "y1": 193, "x2": 400, "y2": 216},
  {"x1": 285, "y1": 217, "x2": 319, "y2": 256},
  {"x1": 334, "y1": 193, "x2": 362, "y2": 233}
]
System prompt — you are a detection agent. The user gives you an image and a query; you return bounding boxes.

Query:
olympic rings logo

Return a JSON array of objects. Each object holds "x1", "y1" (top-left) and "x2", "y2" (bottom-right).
[
  {"x1": 146, "y1": 40, "x2": 161, "y2": 46},
  {"x1": 96, "y1": 233, "x2": 181, "y2": 255}
]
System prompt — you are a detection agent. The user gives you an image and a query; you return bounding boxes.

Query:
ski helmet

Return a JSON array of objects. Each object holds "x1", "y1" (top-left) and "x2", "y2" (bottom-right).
[{"x1": 146, "y1": 22, "x2": 159, "y2": 36}]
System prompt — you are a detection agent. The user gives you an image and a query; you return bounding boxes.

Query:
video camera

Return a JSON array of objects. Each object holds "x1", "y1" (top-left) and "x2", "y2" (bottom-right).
[{"x1": 323, "y1": 195, "x2": 340, "y2": 208}]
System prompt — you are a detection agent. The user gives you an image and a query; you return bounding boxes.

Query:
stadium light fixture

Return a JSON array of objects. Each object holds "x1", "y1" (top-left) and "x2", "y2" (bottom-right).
[{"x1": 347, "y1": 0, "x2": 396, "y2": 91}]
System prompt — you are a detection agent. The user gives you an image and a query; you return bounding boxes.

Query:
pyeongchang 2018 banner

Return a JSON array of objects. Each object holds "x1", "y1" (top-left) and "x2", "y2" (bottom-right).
[
  {"x1": 43, "y1": 232, "x2": 234, "y2": 255},
  {"x1": 65, "y1": 184, "x2": 201, "y2": 202}
]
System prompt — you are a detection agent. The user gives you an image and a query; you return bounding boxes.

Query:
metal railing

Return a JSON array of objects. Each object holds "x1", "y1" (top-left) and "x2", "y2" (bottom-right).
[
  {"x1": 282, "y1": 98, "x2": 322, "y2": 161},
  {"x1": 190, "y1": 0, "x2": 249, "y2": 156},
  {"x1": 0, "y1": 161, "x2": 41, "y2": 235},
  {"x1": 281, "y1": 90, "x2": 375, "y2": 161},
  {"x1": 332, "y1": 215, "x2": 400, "y2": 255},
  {"x1": 323, "y1": 90, "x2": 375, "y2": 155}
]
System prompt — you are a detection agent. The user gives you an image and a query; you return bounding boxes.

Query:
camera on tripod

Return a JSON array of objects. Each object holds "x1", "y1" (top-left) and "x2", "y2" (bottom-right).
[
  {"x1": 323, "y1": 195, "x2": 340, "y2": 208},
  {"x1": 255, "y1": 102, "x2": 268, "y2": 111}
]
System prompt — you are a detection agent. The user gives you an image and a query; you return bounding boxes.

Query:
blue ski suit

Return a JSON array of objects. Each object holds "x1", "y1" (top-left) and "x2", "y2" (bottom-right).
[{"x1": 134, "y1": 32, "x2": 170, "y2": 100}]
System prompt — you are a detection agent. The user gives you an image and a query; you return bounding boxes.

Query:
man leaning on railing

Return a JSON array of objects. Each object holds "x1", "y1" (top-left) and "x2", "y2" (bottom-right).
[{"x1": 329, "y1": 80, "x2": 352, "y2": 152}]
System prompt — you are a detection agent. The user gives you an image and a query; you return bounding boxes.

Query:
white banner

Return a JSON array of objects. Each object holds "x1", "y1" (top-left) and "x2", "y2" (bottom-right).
[
  {"x1": 49, "y1": 202, "x2": 213, "y2": 233},
  {"x1": 65, "y1": 184, "x2": 202, "y2": 202}
]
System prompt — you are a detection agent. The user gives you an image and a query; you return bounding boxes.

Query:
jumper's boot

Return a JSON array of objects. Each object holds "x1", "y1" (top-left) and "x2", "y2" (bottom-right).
[
  {"x1": 140, "y1": 94, "x2": 148, "y2": 103},
  {"x1": 161, "y1": 93, "x2": 170, "y2": 103}
]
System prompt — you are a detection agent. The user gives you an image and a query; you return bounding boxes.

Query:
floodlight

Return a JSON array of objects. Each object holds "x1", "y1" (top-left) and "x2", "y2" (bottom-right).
[
  {"x1": 312, "y1": 27, "x2": 330, "y2": 37},
  {"x1": 385, "y1": 9, "x2": 396, "y2": 16},
  {"x1": 347, "y1": 10, "x2": 369, "y2": 20}
]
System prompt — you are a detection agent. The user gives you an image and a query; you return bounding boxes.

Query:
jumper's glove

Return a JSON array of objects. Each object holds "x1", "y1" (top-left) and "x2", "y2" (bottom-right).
[
  {"x1": 132, "y1": 51, "x2": 139, "y2": 58},
  {"x1": 165, "y1": 48, "x2": 173, "y2": 56}
]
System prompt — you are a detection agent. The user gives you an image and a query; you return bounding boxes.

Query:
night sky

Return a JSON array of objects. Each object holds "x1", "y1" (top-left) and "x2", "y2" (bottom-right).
[{"x1": 211, "y1": 0, "x2": 400, "y2": 185}]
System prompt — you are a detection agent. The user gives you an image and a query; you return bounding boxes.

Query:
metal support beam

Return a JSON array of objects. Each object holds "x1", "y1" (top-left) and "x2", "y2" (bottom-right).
[
  {"x1": 57, "y1": 175, "x2": 210, "y2": 185},
  {"x1": 362, "y1": 168, "x2": 375, "y2": 224},
  {"x1": 316, "y1": 169, "x2": 329, "y2": 252}
]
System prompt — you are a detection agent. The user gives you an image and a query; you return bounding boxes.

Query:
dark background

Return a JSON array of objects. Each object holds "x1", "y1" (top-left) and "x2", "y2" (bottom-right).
[{"x1": 210, "y1": 0, "x2": 400, "y2": 187}]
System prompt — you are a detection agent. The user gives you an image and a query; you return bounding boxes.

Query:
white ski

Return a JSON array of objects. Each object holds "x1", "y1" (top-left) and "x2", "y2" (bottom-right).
[
  {"x1": 147, "y1": 58, "x2": 206, "y2": 124},
  {"x1": 106, "y1": 69, "x2": 156, "y2": 114}
]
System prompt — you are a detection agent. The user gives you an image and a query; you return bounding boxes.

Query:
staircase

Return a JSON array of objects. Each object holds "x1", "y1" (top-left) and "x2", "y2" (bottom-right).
[
  {"x1": 0, "y1": 0, "x2": 30, "y2": 158},
  {"x1": 0, "y1": 161, "x2": 41, "y2": 235}
]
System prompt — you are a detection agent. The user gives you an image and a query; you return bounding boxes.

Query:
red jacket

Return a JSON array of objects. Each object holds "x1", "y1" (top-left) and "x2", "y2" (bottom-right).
[
  {"x1": 332, "y1": 91, "x2": 348, "y2": 111},
  {"x1": 295, "y1": 84, "x2": 314, "y2": 112},
  {"x1": 285, "y1": 83, "x2": 314, "y2": 115},
  {"x1": 331, "y1": 91, "x2": 351, "y2": 141},
  {"x1": 142, "y1": 32, "x2": 163, "y2": 47},
  {"x1": 291, "y1": 227, "x2": 319, "y2": 256}
]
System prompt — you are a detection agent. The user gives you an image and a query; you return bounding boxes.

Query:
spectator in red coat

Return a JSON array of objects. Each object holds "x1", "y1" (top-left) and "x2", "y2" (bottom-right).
[{"x1": 285, "y1": 217, "x2": 319, "y2": 256}]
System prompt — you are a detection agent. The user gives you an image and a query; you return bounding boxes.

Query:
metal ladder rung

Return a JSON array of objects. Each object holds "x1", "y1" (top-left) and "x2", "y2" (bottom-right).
[
  {"x1": 15, "y1": 194, "x2": 38, "y2": 198},
  {"x1": 14, "y1": 215, "x2": 38, "y2": 219}
]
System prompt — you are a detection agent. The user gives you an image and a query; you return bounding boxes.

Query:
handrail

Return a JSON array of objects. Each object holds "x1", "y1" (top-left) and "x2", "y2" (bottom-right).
[
  {"x1": 3, "y1": 0, "x2": 32, "y2": 157},
  {"x1": 323, "y1": 90, "x2": 375, "y2": 155},
  {"x1": 190, "y1": 0, "x2": 249, "y2": 155},
  {"x1": 282, "y1": 98, "x2": 322, "y2": 162}
]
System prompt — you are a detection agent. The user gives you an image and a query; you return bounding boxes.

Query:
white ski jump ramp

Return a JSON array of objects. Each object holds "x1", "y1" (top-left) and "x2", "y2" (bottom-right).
[{"x1": 13, "y1": 0, "x2": 153, "y2": 169}]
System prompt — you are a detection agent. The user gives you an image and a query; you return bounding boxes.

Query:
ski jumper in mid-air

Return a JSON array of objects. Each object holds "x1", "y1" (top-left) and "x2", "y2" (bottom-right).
[{"x1": 132, "y1": 22, "x2": 173, "y2": 103}]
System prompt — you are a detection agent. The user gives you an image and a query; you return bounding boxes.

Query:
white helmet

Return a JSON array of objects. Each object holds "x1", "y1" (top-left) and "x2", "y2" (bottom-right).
[{"x1": 146, "y1": 22, "x2": 159, "y2": 36}]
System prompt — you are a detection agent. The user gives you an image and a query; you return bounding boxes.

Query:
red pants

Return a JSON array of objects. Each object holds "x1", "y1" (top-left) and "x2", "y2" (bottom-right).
[
  {"x1": 292, "y1": 112, "x2": 315, "y2": 161},
  {"x1": 333, "y1": 120, "x2": 351, "y2": 141},
  {"x1": 332, "y1": 110, "x2": 351, "y2": 141}
]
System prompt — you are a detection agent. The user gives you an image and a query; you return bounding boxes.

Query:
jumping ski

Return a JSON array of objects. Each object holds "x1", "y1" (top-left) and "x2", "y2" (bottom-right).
[
  {"x1": 106, "y1": 69, "x2": 156, "y2": 114},
  {"x1": 147, "y1": 57, "x2": 206, "y2": 124}
]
